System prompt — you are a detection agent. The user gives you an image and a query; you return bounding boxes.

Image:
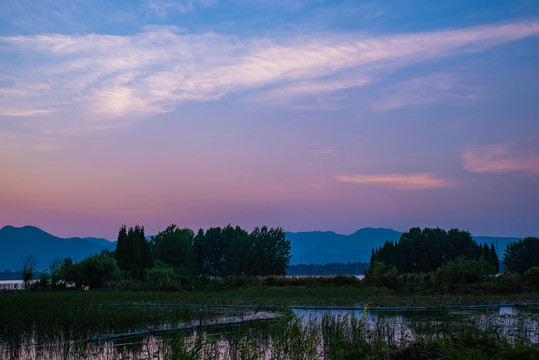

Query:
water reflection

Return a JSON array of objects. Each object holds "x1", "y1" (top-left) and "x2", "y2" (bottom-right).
[
  {"x1": 293, "y1": 304, "x2": 538, "y2": 343},
  {"x1": 1, "y1": 305, "x2": 537, "y2": 359}
]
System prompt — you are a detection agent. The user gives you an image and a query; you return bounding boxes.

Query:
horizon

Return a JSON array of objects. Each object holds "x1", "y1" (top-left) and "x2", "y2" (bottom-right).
[
  {"x1": 1, "y1": 224, "x2": 535, "y2": 243},
  {"x1": 1, "y1": 1, "x2": 539, "y2": 241}
]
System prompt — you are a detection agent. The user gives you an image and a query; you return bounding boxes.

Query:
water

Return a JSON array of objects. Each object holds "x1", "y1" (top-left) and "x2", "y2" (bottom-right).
[
  {"x1": 1, "y1": 304, "x2": 537, "y2": 359},
  {"x1": 293, "y1": 304, "x2": 539, "y2": 343}
]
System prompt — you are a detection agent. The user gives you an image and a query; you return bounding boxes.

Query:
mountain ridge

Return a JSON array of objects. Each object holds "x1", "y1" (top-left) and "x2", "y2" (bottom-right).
[
  {"x1": 286, "y1": 228, "x2": 525, "y2": 265},
  {"x1": 0, "y1": 225, "x2": 527, "y2": 271},
  {"x1": 0, "y1": 225, "x2": 115, "y2": 271}
]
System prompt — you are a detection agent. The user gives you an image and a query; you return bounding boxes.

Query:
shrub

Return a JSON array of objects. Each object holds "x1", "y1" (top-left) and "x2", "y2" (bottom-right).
[
  {"x1": 524, "y1": 266, "x2": 539, "y2": 286},
  {"x1": 145, "y1": 265, "x2": 179, "y2": 289},
  {"x1": 433, "y1": 256, "x2": 495, "y2": 285},
  {"x1": 366, "y1": 262, "x2": 398, "y2": 289}
]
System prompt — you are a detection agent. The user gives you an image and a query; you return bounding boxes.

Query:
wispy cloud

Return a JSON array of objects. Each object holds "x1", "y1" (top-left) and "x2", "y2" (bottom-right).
[
  {"x1": 244, "y1": 75, "x2": 372, "y2": 109},
  {"x1": 373, "y1": 73, "x2": 483, "y2": 111},
  {"x1": 463, "y1": 142, "x2": 539, "y2": 174},
  {"x1": 0, "y1": 109, "x2": 57, "y2": 116},
  {"x1": 142, "y1": 0, "x2": 217, "y2": 17},
  {"x1": 0, "y1": 21, "x2": 538, "y2": 132},
  {"x1": 335, "y1": 173, "x2": 455, "y2": 190}
]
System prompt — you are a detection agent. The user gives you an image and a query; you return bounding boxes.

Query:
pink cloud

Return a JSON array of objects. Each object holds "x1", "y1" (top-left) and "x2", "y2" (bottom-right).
[
  {"x1": 463, "y1": 143, "x2": 539, "y2": 174},
  {"x1": 335, "y1": 173, "x2": 455, "y2": 190}
]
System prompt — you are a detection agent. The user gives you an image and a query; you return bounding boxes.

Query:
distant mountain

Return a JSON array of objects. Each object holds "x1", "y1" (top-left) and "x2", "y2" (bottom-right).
[
  {"x1": 0, "y1": 225, "x2": 115, "y2": 271},
  {"x1": 286, "y1": 228, "x2": 524, "y2": 265},
  {"x1": 472, "y1": 236, "x2": 523, "y2": 259},
  {"x1": 1, "y1": 225, "x2": 526, "y2": 271},
  {"x1": 286, "y1": 228, "x2": 402, "y2": 264}
]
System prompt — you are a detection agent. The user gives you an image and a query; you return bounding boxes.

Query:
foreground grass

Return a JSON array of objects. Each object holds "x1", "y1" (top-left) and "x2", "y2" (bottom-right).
[
  {"x1": 1, "y1": 287, "x2": 538, "y2": 360},
  {"x1": 1, "y1": 284, "x2": 537, "y2": 339},
  {"x1": 165, "y1": 309, "x2": 539, "y2": 360}
]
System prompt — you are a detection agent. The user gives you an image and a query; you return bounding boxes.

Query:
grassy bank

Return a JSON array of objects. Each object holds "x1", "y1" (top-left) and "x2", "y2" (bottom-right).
[{"x1": 4, "y1": 282, "x2": 539, "y2": 308}]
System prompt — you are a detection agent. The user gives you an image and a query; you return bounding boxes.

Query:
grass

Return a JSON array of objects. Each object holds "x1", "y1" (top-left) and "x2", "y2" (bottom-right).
[
  {"x1": 163, "y1": 309, "x2": 538, "y2": 360},
  {"x1": 1, "y1": 286, "x2": 538, "y2": 359}
]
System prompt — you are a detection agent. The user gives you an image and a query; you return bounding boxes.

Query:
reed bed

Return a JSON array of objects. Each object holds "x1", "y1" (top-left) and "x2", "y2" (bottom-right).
[{"x1": 1, "y1": 290, "x2": 538, "y2": 359}]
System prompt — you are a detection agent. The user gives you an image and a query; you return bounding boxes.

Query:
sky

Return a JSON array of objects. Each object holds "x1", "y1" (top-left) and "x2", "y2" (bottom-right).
[{"x1": 1, "y1": 0, "x2": 538, "y2": 240}]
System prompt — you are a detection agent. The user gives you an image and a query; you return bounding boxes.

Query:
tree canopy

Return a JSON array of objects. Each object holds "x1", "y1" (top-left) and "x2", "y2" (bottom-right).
[
  {"x1": 503, "y1": 237, "x2": 539, "y2": 274},
  {"x1": 370, "y1": 227, "x2": 499, "y2": 274},
  {"x1": 115, "y1": 225, "x2": 153, "y2": 279},
  {"x1": 150, "y1": 224, "x2": 290, "y2": 277},
  {"x1": 150, "y1": 225, "x2": 195, "y2": 275}
]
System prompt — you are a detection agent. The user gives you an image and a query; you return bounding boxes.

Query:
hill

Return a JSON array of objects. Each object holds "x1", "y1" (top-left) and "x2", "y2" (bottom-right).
[
  {"x1": 0, "y1": 225, "x2": 526, "y2": 272},
  {"x1": 286, "y1": 228, "x2": 524, "y2": 265},
  {"x1": 0, "y1": 225, "x2": 115, "y2": 271},
  {"x1": 286, "y1": 228, "x2": 402, "y2": 264}
]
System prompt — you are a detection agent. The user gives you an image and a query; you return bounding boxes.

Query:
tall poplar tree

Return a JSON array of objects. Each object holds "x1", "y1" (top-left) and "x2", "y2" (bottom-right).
[{"x1": 115, "y1": 225, "x2": 153, "y2": 279}]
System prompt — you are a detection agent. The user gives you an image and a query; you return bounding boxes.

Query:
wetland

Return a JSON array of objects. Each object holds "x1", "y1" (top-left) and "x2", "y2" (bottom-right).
[{"x1": 1, "y1": 286, "x2": 538, "y2": 359}]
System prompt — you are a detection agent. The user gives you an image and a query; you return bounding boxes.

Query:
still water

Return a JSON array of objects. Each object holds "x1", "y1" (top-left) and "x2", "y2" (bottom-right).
[
  {"x1": 293, "y1": 304, "x2": 538, "y2": 344},
  {"x1": 1, "y1": 304, "x2": 537, "y2": 359}
]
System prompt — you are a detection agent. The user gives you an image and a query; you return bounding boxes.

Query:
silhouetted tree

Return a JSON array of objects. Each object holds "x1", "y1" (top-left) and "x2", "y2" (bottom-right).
[
  {"x1": 503, "y1": 237, "x2": 539, "y2": 274},
  {"x1": 115, "y1": 225, "x2": 153, "y2": 279},
  {"x1": 222, "y1": 225, "x2": 251, "y2": 276},
  {"x1": 192, "y1": 225, "x2": 290, "y2": 276},
  {"x1": 151, "y1": 225, "x2": 195, "y2": 275},
  {"x1": 22, "y1": 255, "x2": 36, "y2": 290},
  {"x1": 370, "y1": 227, "x2": 496, "y2": 274}
]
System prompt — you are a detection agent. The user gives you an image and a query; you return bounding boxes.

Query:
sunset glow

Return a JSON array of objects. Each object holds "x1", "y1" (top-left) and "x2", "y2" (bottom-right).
[{"x1": 1, "y1": 1, "x2": 538, "y2": 239}]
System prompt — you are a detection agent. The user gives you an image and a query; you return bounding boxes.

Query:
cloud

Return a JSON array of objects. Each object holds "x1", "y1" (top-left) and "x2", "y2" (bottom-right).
[
  {"x1": 335, "y1": 173, "x2": 455, "y2": 190},
  {"x1": 373, "y1": 73, "x2": 483, "y2": 111},
  {"x1": 244, "y1": 75, "x2": 372, "y2": 109},
  {"x1": 463, "y1": 142, "x2": 539, "y2": 174},
  {"x1": 0, "y1": 109, "x2": 57, "y2": 116},
  {"x1": 142, "y1": 0, "x2": 218, "y2": 16},
  {"x1": 0, "y1": 21, "x2": 538, "y2": 132}
]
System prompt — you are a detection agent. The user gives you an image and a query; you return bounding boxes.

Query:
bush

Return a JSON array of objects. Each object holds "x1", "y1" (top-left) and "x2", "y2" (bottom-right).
[
  {"x1": 524, "y1": 266, "x2": 539, "y2": 286},
  {"x1": 263, "y1": 275, "x2": 279, "y2": 286},
  {"x1": 366, "y1": 262, "x2": 398, "y2": 289},
  {"x1": 145, "y1": 265, "x2": 179, "y2": 289},
  {"x1": 432, "y1": 256, "x2": 495, "y2": 285}
]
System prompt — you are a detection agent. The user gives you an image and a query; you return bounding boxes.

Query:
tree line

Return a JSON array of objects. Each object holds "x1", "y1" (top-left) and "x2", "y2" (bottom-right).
[
  {"x1": 366, "y1": 227, "x2": 539, "y2": 291},
  {"x1": 35, "y1": 224, "x2": 289, "y2": 289},
  {"x1": 370, "y1": 227, "x2": 499, "y2": 274},
  {"x1": 115, "y1": 224, "x2": 290, "y2": 278},
  {"x1": 15, "y1": 224, "x2": 538, "y2": 291}
]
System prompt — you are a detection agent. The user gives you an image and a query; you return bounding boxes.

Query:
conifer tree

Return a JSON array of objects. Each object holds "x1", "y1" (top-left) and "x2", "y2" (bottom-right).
[{"x1": 115, "y1": 225, "x2": 153, "y2": 279}]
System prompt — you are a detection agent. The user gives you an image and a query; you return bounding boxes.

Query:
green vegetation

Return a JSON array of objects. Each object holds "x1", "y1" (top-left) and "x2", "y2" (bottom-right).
[
  {"x1": 35, "y1": 224, "x2": 291, "y2": 290},
  {"x1": 287, "y1": 261, "x2": 369, "y2": 276},
  {"x1": 190, "y1": 225, "x2": 290, "y2": 276},
  {"x1": 5, "y1": 225, "x2": 538, "y2": 358},
  {"x1": 152, "y1": 225, "x2": 195, "y2": 275},
  {"x1": 365, "y1": 227, "x2": 539, "y2": 295},
  {"x1": 115, "y1": 225, "x2": 154, "y2": 279},
  {"x1": 370, "y1": 227, "x2": 499, "y2": 274},
  {"x1": 1, "y1": 291, "x2": 537, "y2": 359},
  {"x1": 525, "y1": 266, "x2": 539, "y2": 285},
  {"x1": 503, "y1": 237, "x2": 539, "y2": 274},
  {"x1": 149, "y1": 224, "x2": 291, "y2": 281},
  {"x1": 21, "y1": 255, "x2": 37, "y2": 289}
]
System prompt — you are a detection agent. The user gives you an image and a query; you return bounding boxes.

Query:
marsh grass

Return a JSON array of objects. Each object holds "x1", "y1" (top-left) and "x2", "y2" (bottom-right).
[
  {"x1": 1, "y1": 290, "x2": 538, "y2": 359},
  {"x1": 165, "y1": 307, "x2": 538, "y2": 360}
]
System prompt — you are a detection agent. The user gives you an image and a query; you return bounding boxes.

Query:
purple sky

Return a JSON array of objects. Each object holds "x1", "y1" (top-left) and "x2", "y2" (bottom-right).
[{"x1": 1, "y1": 1, "x2": 538, "y2": 240}]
